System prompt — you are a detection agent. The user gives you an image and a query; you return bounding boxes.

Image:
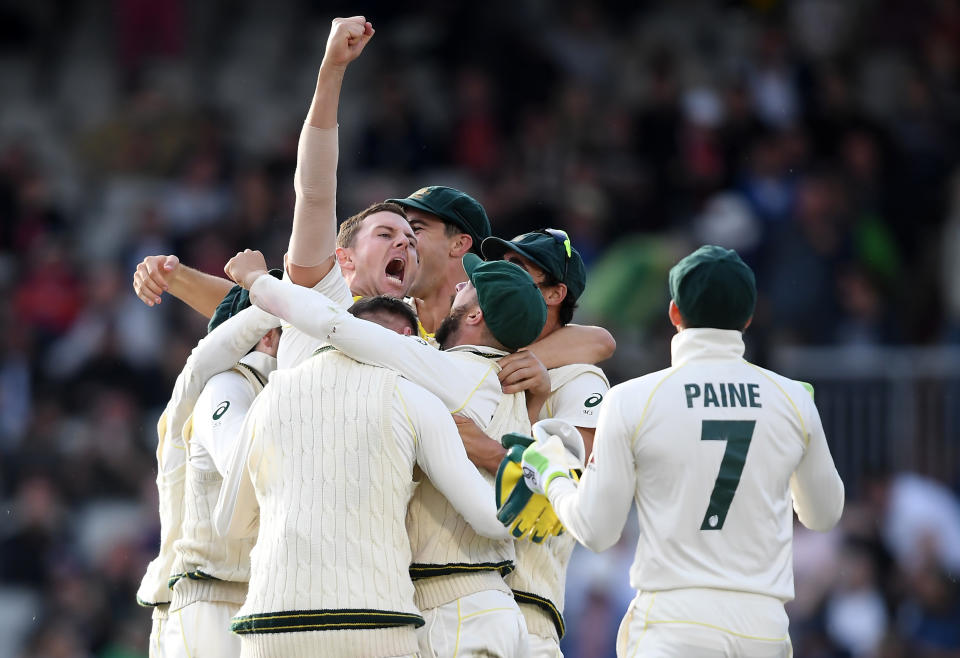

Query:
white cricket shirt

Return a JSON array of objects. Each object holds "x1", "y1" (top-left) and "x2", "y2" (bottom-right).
[{"x1": 547, "y1": 328, "x2": 844, "y2": 601}]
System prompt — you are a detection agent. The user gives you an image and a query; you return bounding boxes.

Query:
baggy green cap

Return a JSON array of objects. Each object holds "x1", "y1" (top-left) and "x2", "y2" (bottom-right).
[
  {"x1": 462, "y1": 253, "x2": 547, "y2": 350},
  {"x1": 481, "y1": 229, "x2": 587, "y2": 302},
  {"x1": 668, "y1": 245, "x2": 756, "y2": 330},
  {"x1": 207, "y1": 269, "x2": 283, "y2": 334},
  {"x1": 387, "y1": 186, "x2": 491, "y2": 253}
]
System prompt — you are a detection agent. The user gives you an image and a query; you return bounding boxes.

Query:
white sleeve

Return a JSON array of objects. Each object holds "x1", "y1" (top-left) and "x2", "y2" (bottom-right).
[
  {"x1": 253, "y1": 274, "x2": 484, "y2": 411},
  {"x1": 275, "y1": 263, "x2": 353, "y2": 369},
  {"x1": 214, "y1": 392, "x2": 265, "y2": 539},
  {"x1": 162, "y1": 306, "x2": 279, "y2": 468},
  {"x1": 397, "y1": 380, "x2": 510, "y2": 541},
  {"x1": 191, "y1": 371, "x2": 258, "y2": 475},
  {"x1": 544, "y1": 372, "x2": 610, "y2": 429},
  {"x1": 790, "y1": 397, "x2": 844, "y2": 532},
  {"x1": 547, "y1": 385, "x2": 636, "y2": 552}
]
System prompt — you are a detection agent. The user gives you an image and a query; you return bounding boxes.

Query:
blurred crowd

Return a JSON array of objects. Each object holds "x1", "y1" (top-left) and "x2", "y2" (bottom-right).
[{"x1": 1, "y1": 0, "x2": 959, "y2": 656}]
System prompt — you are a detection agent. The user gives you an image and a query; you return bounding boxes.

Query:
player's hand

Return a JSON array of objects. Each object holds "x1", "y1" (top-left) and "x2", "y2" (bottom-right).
[
  {"x1": 495, "y1": 434, "x2": 567, "y2": 542},
  {"x1": 225, "y1": 249, "x2": 269, "y2": 290},
  {"x1": 498, "y1": 350, "x2": 550, "y2": 397},
  {"x1": 321, "y1": 17, "x2": 374, "y2": 70},
  {"x1": 133, "y1": 254, "x2": 180, "y2": 307},
  {"x1": 521, "y1": 437, "x2": 576, "y2": 496}
]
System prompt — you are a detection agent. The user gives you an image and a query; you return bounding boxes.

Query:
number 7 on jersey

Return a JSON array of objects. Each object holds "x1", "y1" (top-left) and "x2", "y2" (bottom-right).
[{"x1": 700, "y1": 420, "x2": 756, "y2": 530}]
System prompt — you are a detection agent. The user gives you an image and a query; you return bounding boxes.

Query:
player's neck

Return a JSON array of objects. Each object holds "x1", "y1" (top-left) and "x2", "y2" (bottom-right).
[{"x1": 414, "y1": 273, "x2": 461, "y2": 334}]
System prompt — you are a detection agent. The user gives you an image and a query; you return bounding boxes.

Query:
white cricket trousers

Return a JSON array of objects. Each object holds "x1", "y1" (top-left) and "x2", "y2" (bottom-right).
[
  {"x1": 617, "y1": 588, "x2": 793, "y2": 658},
  {"x1": 417, "y1": 589, "x2": 529, "y2": 657},
  {"x1": 156, "y1": 600, "x2": 242, "y2": 658},
  {"x1": 527, "y1": 632, "x2": 563, "y2": 657}
]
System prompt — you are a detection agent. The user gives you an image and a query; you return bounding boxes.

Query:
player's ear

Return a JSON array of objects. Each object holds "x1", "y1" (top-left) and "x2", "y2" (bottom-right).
[
  {"x1": 541, "y1": 282, "x2": 566, "y2": 307},
  {"x1": 466, "y1": 305, "x2": 484, "y2": 327},
  {"x1": 668, "y1": 299, "x2": 685, "y2": 331},
  {"x1": 449, "y1": 234, "x2": 473, "y2": 258},
  {"x1": 335, "y1": 246, "x2": 353, "y2": 271}
]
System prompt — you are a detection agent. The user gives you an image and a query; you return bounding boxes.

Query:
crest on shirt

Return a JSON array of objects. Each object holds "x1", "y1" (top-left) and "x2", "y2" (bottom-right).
[{"x1": 584, "y1": 393, "x2": 603, "y2": 408}]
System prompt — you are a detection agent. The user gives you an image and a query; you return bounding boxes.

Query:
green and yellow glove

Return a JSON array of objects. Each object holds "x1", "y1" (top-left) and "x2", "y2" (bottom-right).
[
  {"x1": 521, "y1": 418, "x2": 586, "y2": 496},
  {"x1": 496, "y1": 433, "x2": 570, "y2": 542}
]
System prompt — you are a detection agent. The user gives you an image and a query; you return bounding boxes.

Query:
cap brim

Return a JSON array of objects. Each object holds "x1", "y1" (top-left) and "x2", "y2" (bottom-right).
[
  {"x1": 480, "y1": 237, "x2": 556, "y2": 280},
  {"x1": 386, "y1": 197, "x2": 435, "y2": 216},
  {"x1": 462, "y1": 252, "x2": 483, "y2": 282}
]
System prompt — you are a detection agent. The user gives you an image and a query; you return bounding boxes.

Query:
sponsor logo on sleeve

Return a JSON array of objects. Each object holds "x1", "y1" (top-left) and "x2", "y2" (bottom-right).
[{"x1": 213, "y1": 401, "x2": 230, "y2": 420}]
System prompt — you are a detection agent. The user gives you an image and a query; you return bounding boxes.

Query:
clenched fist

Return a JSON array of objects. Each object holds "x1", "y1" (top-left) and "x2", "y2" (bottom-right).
[
  {"x1": 225, "y1": 249, "x2": 269, "y2": 290},
  {"x1": 321, "y1": 16, "x2": 375, "y2": 70},
  {"x1": 133, "y1": 254, "x2": 180, "y2": 307}
]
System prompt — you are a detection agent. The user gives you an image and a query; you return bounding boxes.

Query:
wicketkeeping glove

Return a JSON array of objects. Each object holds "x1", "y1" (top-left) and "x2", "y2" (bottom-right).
[
  {"x1": 522, "y1": 418, "x2": 585, "y2": 496},
  {"x1": 496, "y1": 433, "x2": 571, "y2": 542}
]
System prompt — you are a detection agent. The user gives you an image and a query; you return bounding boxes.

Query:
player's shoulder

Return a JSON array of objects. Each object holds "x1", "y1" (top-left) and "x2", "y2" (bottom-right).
[
  {"x1": 743, "y1": 361, "x2": 818, "y2": 419},
  {"x1": 548, "y1": 363, "x2": 611, "y2": 390},
  {"x1": 606, "y1": 365, "x2": 681, "y2": 408},
  {"x1": 394, "y1": 376, "x2": 447, "y2": 417}
]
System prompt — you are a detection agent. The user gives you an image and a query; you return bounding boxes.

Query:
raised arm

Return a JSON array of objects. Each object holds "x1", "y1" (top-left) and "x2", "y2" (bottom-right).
[
  {"x1": 287, "y1": 17, "x2": 374, "y2": 286},
  {"x1": 527, "y1": 324, "x2": 616, "y2": 369},
  {"x1": 133, "y1": 254, "x2": 234, "y2": 318}
]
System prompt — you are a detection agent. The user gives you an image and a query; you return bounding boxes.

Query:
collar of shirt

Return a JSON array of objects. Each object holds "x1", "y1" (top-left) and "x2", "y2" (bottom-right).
[
  {"x1": 444, "y1": 344, "x2": 509, "y2": 359},
  {"x1": 239, "y1": 350, "x2": 278, "y2": 380},
  {"x1": 670, "y1": 328, "x2": 745, "y2": 366}
]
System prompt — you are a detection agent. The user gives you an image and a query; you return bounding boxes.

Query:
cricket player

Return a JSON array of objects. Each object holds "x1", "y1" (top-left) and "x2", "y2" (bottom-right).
[
  {"x1": 131, "y1": 17, "x2": 614, "y2": 369},
  {"x1": 225, "y1": 248, "x2": 549, "y2": 657},
  {"x1": 480, "y1": 229, "x2": 611, "y2": 657},
  {"x1": 137, "y1": 302, "x2": 280, "y2": 657},
  {"x1": 162, "y1": 285, "x2": 280, "y2": 657},
  {"x1": 214, "y1": 294, "x2": 512, "y2": 657},
  {"x1": 522, "y1": 245, "x2": 845, "y2": 657}
]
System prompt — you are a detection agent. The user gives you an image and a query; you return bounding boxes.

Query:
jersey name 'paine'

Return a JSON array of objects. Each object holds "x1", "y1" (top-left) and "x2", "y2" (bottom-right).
[{"x1": 684, "y1": 381, "x2": 762, "y2": 408}]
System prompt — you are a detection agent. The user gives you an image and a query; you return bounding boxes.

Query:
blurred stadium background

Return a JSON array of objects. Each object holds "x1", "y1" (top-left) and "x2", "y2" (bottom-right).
[{"x1": 1, "y1": 0, "x2": 959, "y2": 656}]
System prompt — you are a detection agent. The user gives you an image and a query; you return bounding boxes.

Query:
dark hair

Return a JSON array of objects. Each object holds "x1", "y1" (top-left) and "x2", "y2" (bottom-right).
[
  {"x1": 348, "y1": 295, "x2": 419, "y2": 335},
  {"x1": 337, "y1": 202, "x2": 408, "y2": 248},
  {"x1": 540, "y1": 271, "x2": 578, "y2": 326}
]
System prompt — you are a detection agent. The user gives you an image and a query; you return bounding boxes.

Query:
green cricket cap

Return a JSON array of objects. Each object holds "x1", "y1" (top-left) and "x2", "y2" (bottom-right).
[
  {"x1": 207, "y1": 269, "x2": 283, "y2": 334},
  {"x1": 668, "y1": 245, "x2": 756, "y2": 330},
  {"x1": 387, "y1": 186, "x2": 491, "y2": 253},
  {"x1": 462, "y1": 253, "x2": 547, "y2": 350},
  {"x1": 481, "y1": 229, "x2": 587, "y2": 302}
]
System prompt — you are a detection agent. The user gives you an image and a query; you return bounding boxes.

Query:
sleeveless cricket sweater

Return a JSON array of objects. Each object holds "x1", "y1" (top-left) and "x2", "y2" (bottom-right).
[
  {"x1": 408, "y1": 351, "x2": 531, "y2": 611},
  {"x1": 168, "y1": 365, "x2": 265, "y2": 611},
  {"x1": 136, "y1": 411, "x2": 186, "y2": 607},
  {"x1": 507, "y1": 363, "x2": 608, "y2": 641},
  {"x1": 233, "y1": 351, "x2": 421, "y2": 656}
]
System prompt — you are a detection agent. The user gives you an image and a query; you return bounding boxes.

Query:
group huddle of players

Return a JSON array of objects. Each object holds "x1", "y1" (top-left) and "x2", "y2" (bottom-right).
[{"x1": 133, "y1": 17, "x2": 844, "y2": 658}]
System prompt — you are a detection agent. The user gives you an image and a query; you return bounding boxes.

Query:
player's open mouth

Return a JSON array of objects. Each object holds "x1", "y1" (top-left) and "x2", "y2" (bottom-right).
[{"x1": 385, "y1": 258, "x2": 405, "y2": 286}]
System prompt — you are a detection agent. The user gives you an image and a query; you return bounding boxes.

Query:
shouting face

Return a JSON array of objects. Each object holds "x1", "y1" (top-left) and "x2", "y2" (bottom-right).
[{"x1": 339, "y1": 211, "x2": 419, "y2": 298}]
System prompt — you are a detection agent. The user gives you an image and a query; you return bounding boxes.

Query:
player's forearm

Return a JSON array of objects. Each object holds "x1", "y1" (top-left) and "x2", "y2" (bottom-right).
[
  {"x1": 287, "y1": 123, "x2": 339, "y2": 281},
  {"x1": 167, "y1": 266, "x2": 235, "y2": 319},
  {"x1": 790, "y1": 435, "x2": 845, "y2": 531},
  {"x1": 528, "y1": 324, "x2": 616, "y2": 369},
  {"x1": 547, "y1": 472, "x2": 631, "y2": 553},
  {"x1": 464, "y1": 433, "x2": 507, "y2": 476}
]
